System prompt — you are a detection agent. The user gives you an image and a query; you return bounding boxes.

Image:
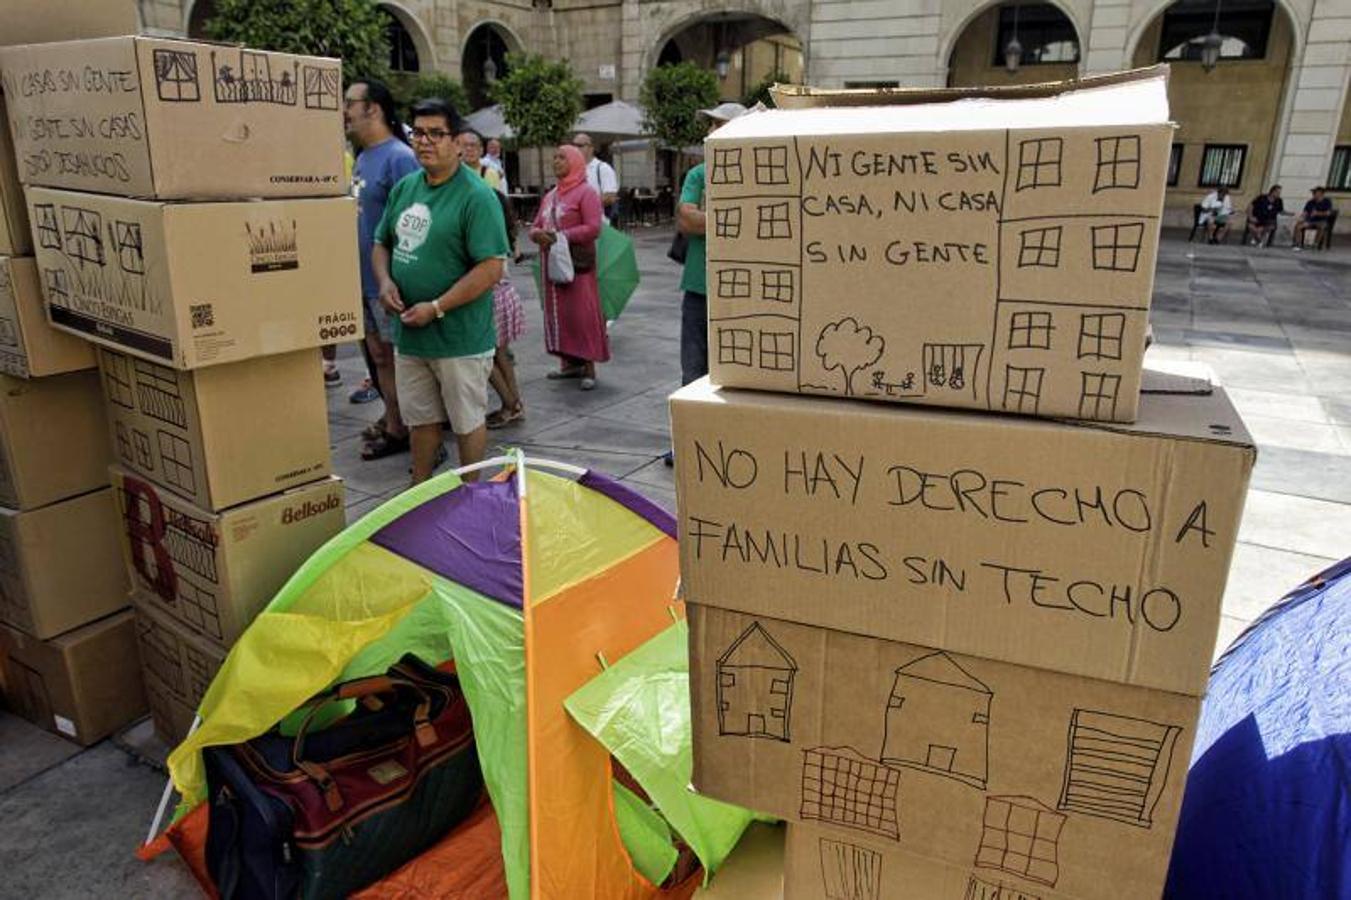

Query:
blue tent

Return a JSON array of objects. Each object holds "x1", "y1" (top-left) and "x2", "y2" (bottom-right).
[{"x1": 1166, "y1": 557, "x2": 1351, "y2": 899}]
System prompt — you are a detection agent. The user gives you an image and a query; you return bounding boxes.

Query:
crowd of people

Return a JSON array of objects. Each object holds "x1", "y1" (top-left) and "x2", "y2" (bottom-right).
[{"x1": 340, "y1": 79, "x2": 617, "y2": 481}]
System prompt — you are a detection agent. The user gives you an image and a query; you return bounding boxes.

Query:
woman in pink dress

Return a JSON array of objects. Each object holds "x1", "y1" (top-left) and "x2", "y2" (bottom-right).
[{"x1": 529, "y1": 144, "x2": 609, "y2": 390}]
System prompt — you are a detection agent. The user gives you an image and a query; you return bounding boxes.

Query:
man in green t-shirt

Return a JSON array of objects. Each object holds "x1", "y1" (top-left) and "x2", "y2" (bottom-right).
[
  {"x1": 665, "y1": 102, "x2": 747, "y2": 466},
  {"x1": 373, "y1": 98, "x2": 509, "y2": 483}
]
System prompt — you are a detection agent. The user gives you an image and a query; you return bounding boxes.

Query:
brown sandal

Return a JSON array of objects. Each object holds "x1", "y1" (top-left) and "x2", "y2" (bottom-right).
[
  {"x1": 361, "y1": 430, "x2": 409, "y2": 460},
  {"x1": 487, "y1": 404, "x2": 525, "y2": 429}
]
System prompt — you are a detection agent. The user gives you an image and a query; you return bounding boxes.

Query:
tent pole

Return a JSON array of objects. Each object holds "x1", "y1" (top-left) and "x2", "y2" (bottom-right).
[{"x1": 144, "y1": 714, "x2": 200, "y2": 846}]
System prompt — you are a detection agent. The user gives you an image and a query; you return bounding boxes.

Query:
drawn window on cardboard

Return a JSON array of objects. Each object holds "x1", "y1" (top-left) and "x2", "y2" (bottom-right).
[
  {"x1": 212, "y1": 50, "x2": 298, "y2": 105},
  {"x1": 1078, "y1": 372, "x2": 1122, "y2": 420},
  {"x1": 1003, "y1": 365, "x2": 1045, "y2": 415},
  {"x1": 33, "y1": 205, "x2": 62, "y2": 251},
  {"x1": 759, "y1": 331, "x2": 796, "y2": 371},
  {"x1": 1008, "y1": 312, "x2": 1053, "y2": 350},
  {"x1": 819, "y1": 837, "x2": 882, "y2": 900},
  {"x1": 1093, "y1": 136, "x2": 1142, "y2": 193},
  {"x1": 757, "y1": 202, "x2": 793, "y2": 240},
  {"x1": 1018, "y1": 226, "x2": 1062, "y2": 268},
  {"x1": 156, "y1": 431, "x2": 196, "y2": 494},
  {"x1": 302, "y1": 64, "x2": 340, "y2": 110},
  {"x1": 153, "y1": 48, "x2": 201, "y2": 102},
  {"x1": 134, "y1": 360, "x2": 188, "y2": 428},
  {"x1": 711, "y1": 148, "x2": 744, "y2": 185},
  {"x1": 975, "y1": 796, "x2": 1065, "y2": 887},
  {"x1": 42, "y1": 269, "x2": 70, "y2": 304},
  {"x1": 1058, "y1": 709, "x2": 1181, "y2": 827},
  {"x1": 61, "y1": 207, "x2": 105, "y2": 268},
  {"x1": 716, "y1": 621, "x2": 797, "y2": 740},
  {"x1": 965, "y1": 874, "x2": 1043, "y2": 900},
  {"x1": 714, "y1": 207, "x2": 742, "y2": 239},
  {"x1": 801, "y1": 747, "x2": 901, "y2": 840},
  {"x1": 761, "y1": 269, "x2": 795, "y2": 304},
  {"x1": 717, "y1": 328, "x2": 754, "y2": 367},
  {"x1": 1077, "y1": 313, "x2": 1125, "y2": 360},
  {"x1": 718, "y1": 268, "x2": 752, "y2": 300},
  {"x1": 177, "y1": 578, "x2": 224, "y2": 640},
  {"x1": 1091, "y1": 223, "x2": 1144, "y2": 272},
  {"x1": 880, "y1": 651, "x2": 991, "y2": 789},
  {"x1": 112, "y1": 222, "x2": 146, "y2": 275},
  {"x1": 114, "y1": 422, "x2": 133, "y2": 463},
  {"x1": 754, "y1": 146, "x2": 791, "y2": 186},
  {"x1": 1016, "y1": 138, "x2": 1063, "y2": 191},
  {"x1": 103, "y1": 354, "x2": 136, "y2": 409},
  {"x1": 132, "y1": 429, "x2": 154, "y2": 470}
]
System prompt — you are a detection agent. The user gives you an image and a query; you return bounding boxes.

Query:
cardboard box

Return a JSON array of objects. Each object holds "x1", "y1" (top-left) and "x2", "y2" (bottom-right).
[
  {"x1": 0, "y1": 36, "x2": 344, "y2": 199},
  {"x1": 0, "y1": 93, "x2": 31, "y2": 256},
  {"x1": 111, "y1": 467, "x2": 345, "y2": 650},
  {"x1": 692, "y1": 605, "x2": 1199, "y2": 900},
  {"x1": 703, "y1": 68, "x2": 1172, "y2": 422},
  {"x1": 0, "y1": 611, "x2": 146, "y2": 745},
  {"x1": 670, "y1": 375, "x2": 1254, "y2": 697},
  {"x1": 29, "y1": 188, "x2": 360, "y2": 369},
  {"x1": 98, "y1": 347, "x2": 332, "y2": 510},
  {"x1": 0, "y1": 2, "x2": 139, "y2": 47},
  {"x1": 0, "y1": 368, "x2": 110, "y2": 509},
  {"x1": 131, "y1": 593, "x2": 225, "y2": 746},
  {"x1": 0, "y1": 255, "x2": 95, "y2": 376},
  {"x1": 0, "y1": 487, "x2": 129, "y2": 639}
]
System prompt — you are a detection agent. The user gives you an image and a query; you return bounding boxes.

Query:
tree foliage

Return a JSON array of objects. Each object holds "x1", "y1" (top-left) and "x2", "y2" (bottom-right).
[
  {"x1": 816, "y1": 318, "x2": 885, "y2": 395},
  {"x1": 742, "y1": 71, "x2": 789, "y2": 109},
  {"x1": 640, "y1": 62, "x2": 719, "y2": 150},
  {"x1": 392, "y1": 72, "x2": 470, "y2": 119},
  {"x1": 205, "y1": 0, "x2": 390, "y2": 83},
  {"x1": 491, "y1": 53, "x2": 584, "y2": 149}
]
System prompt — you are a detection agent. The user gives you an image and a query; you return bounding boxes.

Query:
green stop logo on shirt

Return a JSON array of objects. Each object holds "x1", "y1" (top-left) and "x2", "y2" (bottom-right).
[{"x1": 395, "y1": 202, "x2": 432, "y2": 260}]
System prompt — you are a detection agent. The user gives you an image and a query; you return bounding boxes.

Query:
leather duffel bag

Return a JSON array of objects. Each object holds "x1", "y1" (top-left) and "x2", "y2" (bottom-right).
[{"x1": 204, "y1": 654, "x2": 482, "y2": 900}]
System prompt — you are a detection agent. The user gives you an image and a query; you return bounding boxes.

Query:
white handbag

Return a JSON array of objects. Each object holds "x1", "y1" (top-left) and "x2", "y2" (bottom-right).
[{"x1": 545, "y1": 198, "x2": 574, "y2": 285}]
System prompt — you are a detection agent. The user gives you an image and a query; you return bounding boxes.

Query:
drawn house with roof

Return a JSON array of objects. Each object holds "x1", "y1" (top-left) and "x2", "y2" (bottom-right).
[
  {"x1": 716, "y1": 621, "x2": 798, "y2": 741},
  {"x1": 880, "y1": 651, "x2": 992, "y2": 788}
]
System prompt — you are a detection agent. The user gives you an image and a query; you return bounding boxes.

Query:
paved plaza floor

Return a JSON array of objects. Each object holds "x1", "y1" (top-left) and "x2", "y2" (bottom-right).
[{"x1": 0, "y1": 227, "x2": 1347, "y2": 897}]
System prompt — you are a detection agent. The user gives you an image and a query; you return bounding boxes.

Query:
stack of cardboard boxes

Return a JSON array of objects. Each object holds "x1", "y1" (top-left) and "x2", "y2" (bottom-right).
[
  {"x1": 0, "y1": 31, "x2": 360, "y2": 745},
  {"x1": 673, "y1": 70, "x2": 1258, "y2": 899}
]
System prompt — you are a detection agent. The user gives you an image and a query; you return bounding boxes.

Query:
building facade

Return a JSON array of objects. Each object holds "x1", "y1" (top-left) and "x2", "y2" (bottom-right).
[{"x1": 141, "y1": 0, "x2": 1350, "y2": 226}]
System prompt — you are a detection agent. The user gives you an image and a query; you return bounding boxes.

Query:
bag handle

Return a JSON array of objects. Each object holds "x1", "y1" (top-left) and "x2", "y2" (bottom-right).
[{"x1": 289, "y1": 675, "x2": 437, "y2": 812}]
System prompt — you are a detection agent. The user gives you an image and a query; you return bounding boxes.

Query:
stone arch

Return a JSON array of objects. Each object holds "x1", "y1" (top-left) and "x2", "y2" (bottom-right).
[
  {"x1": 460, "y1": 19, "x2": 525, "y2": 61},
  {"x1": 1123, "y1": 0, "x2": 1307, "y2": 64},
  {"x1": 378, "y1": 1, "x2": 437, "y2": 72},
  {"x1": 937, "y1": 0, "x2": 1087, "y2": 75},
  {"x1": 643, "y1": 5, "x2": 812, "y2": 77}
]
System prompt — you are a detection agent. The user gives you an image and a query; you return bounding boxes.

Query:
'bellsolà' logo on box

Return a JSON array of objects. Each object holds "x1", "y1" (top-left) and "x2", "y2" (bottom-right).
[
  {"x1": 246, "y1": 219, "x2": 299, "y2": 273},
  {"x1": 281, "y1": 493, "x2": 340, "y2": 525}
]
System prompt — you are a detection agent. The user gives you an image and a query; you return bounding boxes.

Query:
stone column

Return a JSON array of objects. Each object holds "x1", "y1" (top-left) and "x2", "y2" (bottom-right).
[
  {"x1": 1271, "y1": 0, "x2": 1350, "y2": 197},
  {"x1": 619, "y1": 0, "x2": 643, "y2": 101},
  {"x1": 1083, "y1": 0, "x2": 1133, "y2": 73},
  {"x1": 808, "y1": 0, "x2": 945, "y2": 87}
]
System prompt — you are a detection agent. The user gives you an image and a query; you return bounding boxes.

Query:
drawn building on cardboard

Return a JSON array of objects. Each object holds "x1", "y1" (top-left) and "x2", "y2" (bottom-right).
[
  {"x1": 716, "y1": 620, "x2": 798, "y2": 740},
  {"x1": 880, "y1": 651, "x2": 992, "y2": 789},
  {"x1": 701, "y1": 74, "x2": 1169, "y2": 423}
]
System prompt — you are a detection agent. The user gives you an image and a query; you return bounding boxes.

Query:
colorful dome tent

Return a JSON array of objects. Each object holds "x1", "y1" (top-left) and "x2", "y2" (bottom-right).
[
  {"x1": 151, "y1": 454, "x2": 751, "y2": 898},
  {"x1": 1165, "y1": 556, "x2": 1351, "y2": 899}
]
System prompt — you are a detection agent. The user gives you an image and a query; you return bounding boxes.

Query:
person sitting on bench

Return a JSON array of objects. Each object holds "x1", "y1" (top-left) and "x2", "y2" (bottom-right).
[
  {"x1": 1247, "y1": 184, "x2": 1283, "y2": 246},
  {"x1": 1292, "y1": 186, "x2": 1334, "y2": 250},
  {"x1": 1199, "y1": 187, "x2": 1233, "y2": 244}
]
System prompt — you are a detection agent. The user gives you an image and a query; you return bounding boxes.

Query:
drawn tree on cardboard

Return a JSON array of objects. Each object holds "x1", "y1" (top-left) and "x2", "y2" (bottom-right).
[{"x1": 816, "y1": 318, "x2": 884, "y2": 395}]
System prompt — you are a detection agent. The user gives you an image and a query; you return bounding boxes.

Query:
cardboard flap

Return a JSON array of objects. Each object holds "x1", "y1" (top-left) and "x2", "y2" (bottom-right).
[
  {"x1": 770, "y1": 65, "x2": 1171, "y2": 109},
  {"x1": 1141, "y1": 361, "x2": 1215, "y2": 394}
]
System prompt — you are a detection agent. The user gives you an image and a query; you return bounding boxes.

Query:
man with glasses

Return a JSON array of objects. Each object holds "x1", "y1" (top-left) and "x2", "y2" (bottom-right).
[
  {"x1": 573, "y1": 132, "x2": 619, "y2": 220},
  {"x1": 372, "y1": 99, "x2": 509, "y2": 483},
  {"x1": 345, "y1": 79, "x2": 419, "y2": 460}
]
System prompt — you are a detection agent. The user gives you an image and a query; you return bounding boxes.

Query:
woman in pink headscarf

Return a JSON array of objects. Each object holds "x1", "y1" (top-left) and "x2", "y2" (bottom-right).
[{"x1": 529, "y1": 144, "x2": 608, "y2": 390}]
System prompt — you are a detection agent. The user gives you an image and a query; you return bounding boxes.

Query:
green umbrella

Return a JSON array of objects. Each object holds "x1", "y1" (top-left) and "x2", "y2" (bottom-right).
[
  {"x1": 595, "y1": 222, "x2": 640, "y2": 321},
  {"x1": 529, "y1": 223, "x2": 639, "y2": 322}
]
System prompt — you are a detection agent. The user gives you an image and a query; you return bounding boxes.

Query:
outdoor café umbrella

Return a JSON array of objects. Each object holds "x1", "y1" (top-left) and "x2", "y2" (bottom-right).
[
  {"x1": 573, "y1": 100, "x2": 648, "y2": 140},
  {"x1": 464, "y1": 104, "x2": 514, "y2": 140}
]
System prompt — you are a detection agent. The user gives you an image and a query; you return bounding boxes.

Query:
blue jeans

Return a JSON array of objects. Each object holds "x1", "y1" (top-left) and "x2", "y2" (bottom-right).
[{"x1": 681, "y1": 291, "x2": 708, "y2": 386}]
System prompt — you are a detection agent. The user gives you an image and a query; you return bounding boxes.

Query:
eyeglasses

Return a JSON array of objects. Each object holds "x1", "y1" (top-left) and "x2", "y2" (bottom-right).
[
  {"x1": 572, "y1": 141, "x2": 591, "y2": 148},
  {"x1": 343, "y1": 96, "x2": 369, "y2": 107},
  {"x1": 410, "y1": 128, "x2": 453, "y2": 143}
]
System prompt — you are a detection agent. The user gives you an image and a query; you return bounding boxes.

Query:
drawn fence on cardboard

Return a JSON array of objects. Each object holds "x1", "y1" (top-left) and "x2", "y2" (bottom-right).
[
  {"x1": 965, "y1": 874, "x2": 1042, "y2": 900},
  {"x1": 974, "y1": 796, "x2": 1065, "y2": 887},
  {"x1": 132, "y1": 359, "x2": 188, "y2": 428},
  {"x1": 819, "y1": 837, "x2": 883, "y2": 900},
  {"x1": 880, "y1": 651, "x2": 991, "y2": 789},
  {"x1": 1057, "y1": 709, "x2": 1181, "y2": 827},
  {"x1": 801, "y1": 746, "x2": 901, "y2": 840},
  {"x1": 717, "y1": 621, "x2": 797, "y2": 741}
]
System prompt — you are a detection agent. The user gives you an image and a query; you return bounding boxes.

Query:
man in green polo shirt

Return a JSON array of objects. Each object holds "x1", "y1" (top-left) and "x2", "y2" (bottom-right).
[{"x1": 373, "y1": 98, "x2": 509, "y2": 483}]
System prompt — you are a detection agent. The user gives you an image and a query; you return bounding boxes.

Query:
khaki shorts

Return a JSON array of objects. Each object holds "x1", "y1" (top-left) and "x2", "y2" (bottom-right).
[{"x1": 395, "y1": 352, "x2": 494, "y2": 434}]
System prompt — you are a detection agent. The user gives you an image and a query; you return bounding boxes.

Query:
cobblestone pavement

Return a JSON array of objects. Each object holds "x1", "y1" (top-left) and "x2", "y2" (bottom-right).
[{"x1": 1, "y1": 227, "x2": 1347, "y2": 897}]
